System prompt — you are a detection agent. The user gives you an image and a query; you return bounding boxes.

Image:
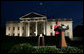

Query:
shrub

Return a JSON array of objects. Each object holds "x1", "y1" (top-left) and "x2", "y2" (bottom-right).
[
  {"x1": 8, "y1": 43, "x2": 36, "y2": 53},
  {"x1": 8, "y1": 43, "x2": 83, "y2": 53},
  {"x1": 61, "y1": 47, "x2": 83, "y2": 53},
  {"x1": 33, "y1": 47, "x2": 63, "y2": 53}
]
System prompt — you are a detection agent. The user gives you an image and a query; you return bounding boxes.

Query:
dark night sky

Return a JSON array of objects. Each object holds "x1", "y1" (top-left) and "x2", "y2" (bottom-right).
[{"x1": 1, "y1": 1, "x2": 83, "y2": 28}]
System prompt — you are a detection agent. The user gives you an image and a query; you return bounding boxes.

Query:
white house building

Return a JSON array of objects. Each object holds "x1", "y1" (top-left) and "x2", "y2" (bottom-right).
[{"x1": 6, "y1": 12, "x2": 73, "y2": 40}]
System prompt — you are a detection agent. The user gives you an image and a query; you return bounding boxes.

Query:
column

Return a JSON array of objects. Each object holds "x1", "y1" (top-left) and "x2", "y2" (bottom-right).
[
  {"x1": 19, "y1": 23, "x2": 21, "y2": 36},
  {"x1": 26, "y1": 23, "x2": 28, "y2": 37},
  {"x1": 38, "y1": 34, "x2": 45, "y2": 48},
  {"x1": 23, "y1": 22, "x2": 26, "y2": 36},
  {"x1": 36, "y1": 21, "x2": 37, "y2": 36},
  {"x1": 44, "y1": 21, "x2": 45, "y2": 35},
  {"x1": 28, "y1": 22, "x2": 30, "y2": 36}
]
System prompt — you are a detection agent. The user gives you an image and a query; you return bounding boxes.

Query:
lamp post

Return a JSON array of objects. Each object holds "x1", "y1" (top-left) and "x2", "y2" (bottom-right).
[{"x1": 38, "y1": 34, "x2": 45, "y2": 48}]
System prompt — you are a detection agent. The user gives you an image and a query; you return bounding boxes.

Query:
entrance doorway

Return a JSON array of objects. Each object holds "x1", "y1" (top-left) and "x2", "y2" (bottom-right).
[
  {"x1": 37, "y1": 22, "x2": 44, "y2": 35},
  {"x1": 30, "y1": 22, "x2": 36, "y2": 36},
  {"x1": 30, "y1": 21, "x2": 44, "y2": 36}
]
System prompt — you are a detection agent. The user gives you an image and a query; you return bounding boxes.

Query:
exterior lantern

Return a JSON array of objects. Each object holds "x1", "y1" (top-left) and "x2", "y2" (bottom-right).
[{"x1": 38, "y1": 34, "x2": 45, "y2": 48}]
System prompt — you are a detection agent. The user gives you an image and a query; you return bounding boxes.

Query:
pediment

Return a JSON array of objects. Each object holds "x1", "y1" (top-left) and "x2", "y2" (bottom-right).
[{"x1": 21, "y1": 12, "x2": 46, "y2": 18}]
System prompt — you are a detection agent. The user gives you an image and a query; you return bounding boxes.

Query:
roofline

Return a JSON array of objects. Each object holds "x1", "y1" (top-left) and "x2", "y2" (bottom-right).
[
  {"x1": 47, "y1": 18, "x2": 72, "y2": 21},
  {"x1": 20, "y1": 12, "x2": 47, "y2": 18}
]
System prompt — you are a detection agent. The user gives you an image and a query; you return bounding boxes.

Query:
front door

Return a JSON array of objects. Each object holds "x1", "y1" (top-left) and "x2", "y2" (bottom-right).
[
  {"x1": 37, "y1": 22, "x2": 44, "y2": 35},
  {"x1": 30, "y1": 22, "x2": 36, "y2": 36}
]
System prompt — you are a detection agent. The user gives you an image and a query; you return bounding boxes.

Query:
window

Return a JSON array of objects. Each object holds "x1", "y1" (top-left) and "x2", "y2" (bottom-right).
[
  {"x1": 50, "y1": 25, "x2": 52, "y2": 29},
  {"x1": 39, "y1": 18, "x2": 42, "y2": 20},
  {"x1": 67, "y1": 32, "x2": 69, "y2": 36},
  {"x1": 18, "y1": 33, "x2": 20, "y2": 36},
  {"x1": 9, "y1": 27, "x2": 10, "y2": 30},
  {"x1": 28, "y1": 19, "x2": 30, "y2": 21},
  {"x1": 35, "y1": 19, "x2": 38, "y2": 20},
  {"x1": 43, "y1": 18, "x2": 46, "y2": 20},
  {"x1": 22, "y1": 33, "x2": 24, "y2": 36},
  {"x1": 13, "y1": 27, "x2": 15, "y2": 30},
  {"x1": 50, "y1": 32, "x2": 53, "y2": 36},
  {"x1": 8, "y1": 34, "x2": 10, "y2": 36},
  {"x1": 67, "y1": 25, "x2": 69, "y2": 29},
  {"x1": 23, "y1": 27, "x2": 24, "y2": 30},
  {"x1": 13, "y1": 33, "x2": 15, "y2": 36},
  {"x1": 30, "y1": 19, "x2": 34, "y2": 21},
  {"x1": 18, "y1": 27, "x2": 19, "y2": 30}
]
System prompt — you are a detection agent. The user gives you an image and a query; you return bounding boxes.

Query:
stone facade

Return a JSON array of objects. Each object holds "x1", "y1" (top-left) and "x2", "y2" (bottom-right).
[{"x1": 6, "y1": 12, "x2": 73, "y2": 40}]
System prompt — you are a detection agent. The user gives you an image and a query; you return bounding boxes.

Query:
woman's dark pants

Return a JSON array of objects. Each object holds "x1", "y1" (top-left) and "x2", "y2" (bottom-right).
[{"x1": 55, "y1": 34, "x2": 61, "y2": 48}]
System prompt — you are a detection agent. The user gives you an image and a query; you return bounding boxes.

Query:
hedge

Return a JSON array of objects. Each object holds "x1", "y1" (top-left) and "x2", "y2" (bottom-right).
[
  {"x1": 8, "y1": 43, "x2": 36, "y2": 53},
  {"x1": 8, "y1": 43, "x2": 83, "y2": 53}
]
